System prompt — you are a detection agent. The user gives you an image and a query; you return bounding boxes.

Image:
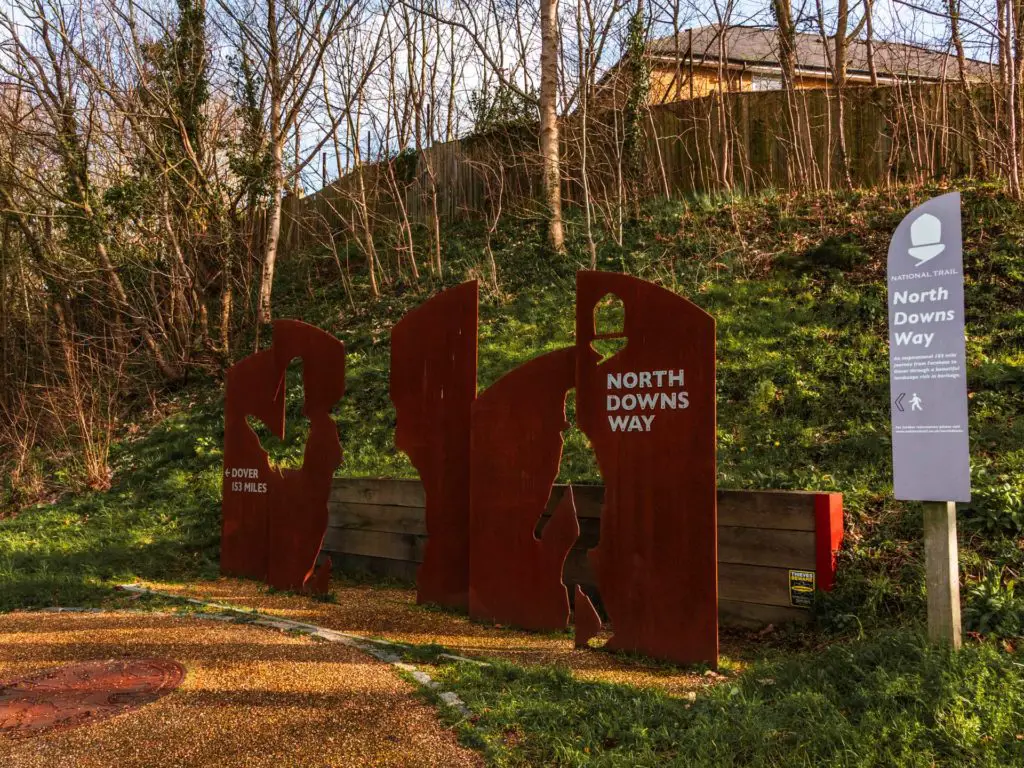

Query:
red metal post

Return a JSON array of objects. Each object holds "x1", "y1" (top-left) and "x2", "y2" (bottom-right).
[{"x1": 814, "y1": 493, "x2": 844, "y2": 593}]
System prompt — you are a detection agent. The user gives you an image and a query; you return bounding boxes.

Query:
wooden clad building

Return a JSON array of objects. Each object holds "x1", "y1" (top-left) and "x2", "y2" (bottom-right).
[{"x1": 596, "y1": 24, "x2": 993, "y2": 105}]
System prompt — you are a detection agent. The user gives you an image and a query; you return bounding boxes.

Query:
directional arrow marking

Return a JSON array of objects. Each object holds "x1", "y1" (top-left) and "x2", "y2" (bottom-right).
[{"x1": 895, "y1": 392, "x2": 906, "y2": 413}]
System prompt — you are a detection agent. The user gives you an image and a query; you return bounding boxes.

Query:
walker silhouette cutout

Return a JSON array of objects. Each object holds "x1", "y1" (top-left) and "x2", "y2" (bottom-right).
[
  {"x1": 391, "y1": 282, "x2": 581, "y2": 630},
  {"x1": 390, "y1": 271, "x2": 719, "y2": 665},
  {"x1": 574, "y1": 272, "x2": 718, "y2": 665},
  {"x1": 391, "y1": 282, "x2": 478, "y2": 610},
  {"x1": 219, "y1": 274, "x2": 719, "y2": 664},
  {"x1": 468, "y1": 347, "x2": 581, "y2": 631},
  {"x1": 911, "y1": 393, "x2": 923, "y2": 411},
  {"x1": 221, "y1": 320, "x2": 344, "y2": 594}
]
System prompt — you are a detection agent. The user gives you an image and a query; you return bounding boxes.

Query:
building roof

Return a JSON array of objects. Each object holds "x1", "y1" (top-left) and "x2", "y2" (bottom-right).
[{"x1": 646, "y1": 25, "x2": 993, "y2": 81}]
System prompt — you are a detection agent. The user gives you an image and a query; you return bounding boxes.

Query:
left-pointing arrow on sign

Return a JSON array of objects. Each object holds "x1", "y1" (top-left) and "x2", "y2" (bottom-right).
[{"x1": 895, "y1": 392, "x2": 906, "y2": 413}]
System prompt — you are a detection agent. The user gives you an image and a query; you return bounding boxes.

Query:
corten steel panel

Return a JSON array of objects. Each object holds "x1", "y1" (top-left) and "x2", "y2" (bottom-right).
[
  {"x1": 221, "y1": 349, "x2": 284, "y2": 580},
  {"x1": 575, "y1": 271, "x2": 718, "y2": 667},
  {"x1": 468, "y1": 347, "x2": 580, "y2": 631},
  {"x1": 266, "y1": 320, "x2": 346, "y2": 593},
  {"x1": 221, "y1": 320, "x2": 345, "y2": 594},
  {"x1": 390, "y1": 281, "x2": 478, "y2": 609}
]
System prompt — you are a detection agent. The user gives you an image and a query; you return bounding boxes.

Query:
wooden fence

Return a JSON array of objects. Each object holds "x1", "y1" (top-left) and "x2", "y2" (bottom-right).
[
  {"x1": 322, "y1": 478, "x2": 844, "y2": 628},
  {"x1": 281, "y1": 84, "x2": 991, "y2": 256}
]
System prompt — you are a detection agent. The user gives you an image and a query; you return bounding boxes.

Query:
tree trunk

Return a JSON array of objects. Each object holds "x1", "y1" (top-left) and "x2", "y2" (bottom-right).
[
  {"x1": 864, "y1": 0, "x2": 878, "y2": 86},
  {"x1": 948, "y1": 0, "x2": 989, "y2": 176},
  {"x1": 424, "y1": 156, "x2": 443, "y2": 274},
  {"x1": 773, "y1": 0, "x2": 797, "y2": 88},
  {"x1": 258, "y1": 0, "x2": 282, "y2": 325},
  {"x1": 1015, "y1": 0, "x2": 1024, "y2": 190},
  {"x1": 715, "y1": 29, "x2": 731, "y2": 190},
  {"x1": 1006, "y1": 0, "x2": 1022, "y2": 195},
  {"x1": 539, "y1": 0, "x2": 564, "y2": 252},
  {"x1": 833, "y1": 0, "x2": 853, "y2": 188},
  {"x1": 259, "y1": 139, "x2": 285, "y2": 325},
  {"x1": 773, "y1": 0, "x2": 808, "y2": 186},
  {"x1": 576, "y1": 0, "x2": 597, "y2": 268}
]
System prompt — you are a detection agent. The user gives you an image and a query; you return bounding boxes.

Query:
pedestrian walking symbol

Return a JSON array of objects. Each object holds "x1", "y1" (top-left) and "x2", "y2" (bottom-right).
[{"x1": 910, "y1": 393, "x2": 923, "y2": 411}]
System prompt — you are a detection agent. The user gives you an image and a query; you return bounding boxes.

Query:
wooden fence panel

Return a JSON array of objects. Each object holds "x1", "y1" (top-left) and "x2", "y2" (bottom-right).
[{"x1": 277, "y1": 85, "x2": 994, "y2": 257}]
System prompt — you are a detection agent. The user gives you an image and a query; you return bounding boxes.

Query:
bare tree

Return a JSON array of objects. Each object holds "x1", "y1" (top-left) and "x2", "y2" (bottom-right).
[
  {"x1": 405, "y1": 0, "x2": 566, "y2": 252},
  {"x1": 540, "y1": 0, "x2": 565, "y2": 250},
  {"x1": 0, "y1": 0, "x2": 189, "y2": 378},
  {"x1": 816, "y1": 0, "x2": 868, "y2": 188},
  {"x1": 218, "y1": 0, "x2": 360, "y2": 323}
]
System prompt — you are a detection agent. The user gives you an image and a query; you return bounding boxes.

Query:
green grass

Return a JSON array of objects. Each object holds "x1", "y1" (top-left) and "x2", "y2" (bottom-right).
[
  {"x1": 428, "y1": 631, "x2": 1024, "y2": 767},
  {"x1": 267, "y1": 181, "x2": 1023, "y2": 635},
  {"x1": 0, "y1": 392, "x2": 224, "y2": 610}
]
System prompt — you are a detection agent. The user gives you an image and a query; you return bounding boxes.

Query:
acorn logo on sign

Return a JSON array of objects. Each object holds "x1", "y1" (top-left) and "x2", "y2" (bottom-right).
[{"x1": 908, "y1": 213, "x2": 946, "y2": 266}]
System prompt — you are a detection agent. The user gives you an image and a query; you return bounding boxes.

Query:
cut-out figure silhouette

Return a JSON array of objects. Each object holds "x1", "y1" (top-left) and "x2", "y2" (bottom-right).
[
  {"x1": 468, "y1": 347, "x2": 580, "y2": 631},
  {"x1": 574, "y1": 271, "x2": 719, "y2": 667},
  {"x1": 221, "y1": 320, "x2": 344, "y2": 594},
  {"x1": 391, "y1": 282, "x2": 477, "y2": 609}
]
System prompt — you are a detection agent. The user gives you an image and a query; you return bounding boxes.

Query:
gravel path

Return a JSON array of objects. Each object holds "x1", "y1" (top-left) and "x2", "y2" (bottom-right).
[
  {"x1": 141, "y1": 577, "x2": 725, "y2": 694},
  {"x1": 0, "y1": 611, "x2": 483, "y2": 768}
]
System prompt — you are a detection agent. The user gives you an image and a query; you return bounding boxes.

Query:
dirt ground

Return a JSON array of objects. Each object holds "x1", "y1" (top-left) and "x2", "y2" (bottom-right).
[
  {"x1": 0, "y1": 611, "x2": 482, "y2": 768},
  {"x1": 140, "y1": 577, "x2": 736, "y2": 695}
]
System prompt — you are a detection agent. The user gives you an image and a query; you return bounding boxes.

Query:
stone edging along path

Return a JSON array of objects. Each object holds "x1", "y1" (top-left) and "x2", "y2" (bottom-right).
[{"x1": 64, "y1": 584, "x2": 489, "y2": 718}]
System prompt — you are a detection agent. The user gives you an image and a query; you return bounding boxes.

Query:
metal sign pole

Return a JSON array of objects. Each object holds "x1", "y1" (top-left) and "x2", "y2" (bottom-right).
[{"x1": 886, "y1": 192, "x2": 969, "y2": 649}]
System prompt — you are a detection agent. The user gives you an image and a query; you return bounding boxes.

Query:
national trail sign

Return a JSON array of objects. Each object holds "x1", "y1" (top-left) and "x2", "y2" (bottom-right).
[{"x1": 887, "y1": 192, "x2": 971, "y2": 503}]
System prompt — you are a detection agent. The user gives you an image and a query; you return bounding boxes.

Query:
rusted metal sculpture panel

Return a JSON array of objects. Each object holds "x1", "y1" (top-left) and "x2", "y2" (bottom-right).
[
  {"x1": 221, "y1": 349, "x2": 284, "y2": 581},
  {"x1": 468, "y1": 347, "x2": 580, "y2": 631},
  {"x1": 265, "y1": 320, "x2": 346, "y2": 593},
  {"x1": 391, "y1": 282, "x2": 478, "y2": 609},
  {"x1": 574, "y1": 271, "x2": 718, "y2": 666},
  {"x1": 0, "y1": 659, "x2": 185, "y2": 739},
  {"x1": 221, "y1": 320, "x2": 344, "y2": 594}
]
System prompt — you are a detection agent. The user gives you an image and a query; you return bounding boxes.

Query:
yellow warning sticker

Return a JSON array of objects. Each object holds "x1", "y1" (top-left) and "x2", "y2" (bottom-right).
[{"x1": 789, "y1": 570, "x2": 816, "y2": 608}]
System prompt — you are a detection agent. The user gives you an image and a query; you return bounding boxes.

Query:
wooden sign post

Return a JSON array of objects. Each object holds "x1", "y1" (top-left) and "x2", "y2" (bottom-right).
[
  {"x1": 923, "y1": 501, "x2": 962, "y2": 649},
  {"x1": 887, "y1": 193, "x2": 969, "y2": 648}
]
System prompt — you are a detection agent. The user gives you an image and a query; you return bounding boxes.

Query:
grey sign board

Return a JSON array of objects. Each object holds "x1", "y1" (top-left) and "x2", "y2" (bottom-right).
[{"x1": 887, "y1": 192, "x2": 971, "y2": 502}]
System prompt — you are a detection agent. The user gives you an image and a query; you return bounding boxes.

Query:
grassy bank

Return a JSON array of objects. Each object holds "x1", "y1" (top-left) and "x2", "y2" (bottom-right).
[
  {"x1": 426, "y1": 631, "x2": 1024, "y2": 767},
  {"x1": 2, "y1": 182, "x2": 1021, "y2": 628},
  {"x1": 269, "y1": 181, "x2": 1024, "y2": 636},
  {"x1": 0, "y1": 396, "x2": 224, "y2": 610}
]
